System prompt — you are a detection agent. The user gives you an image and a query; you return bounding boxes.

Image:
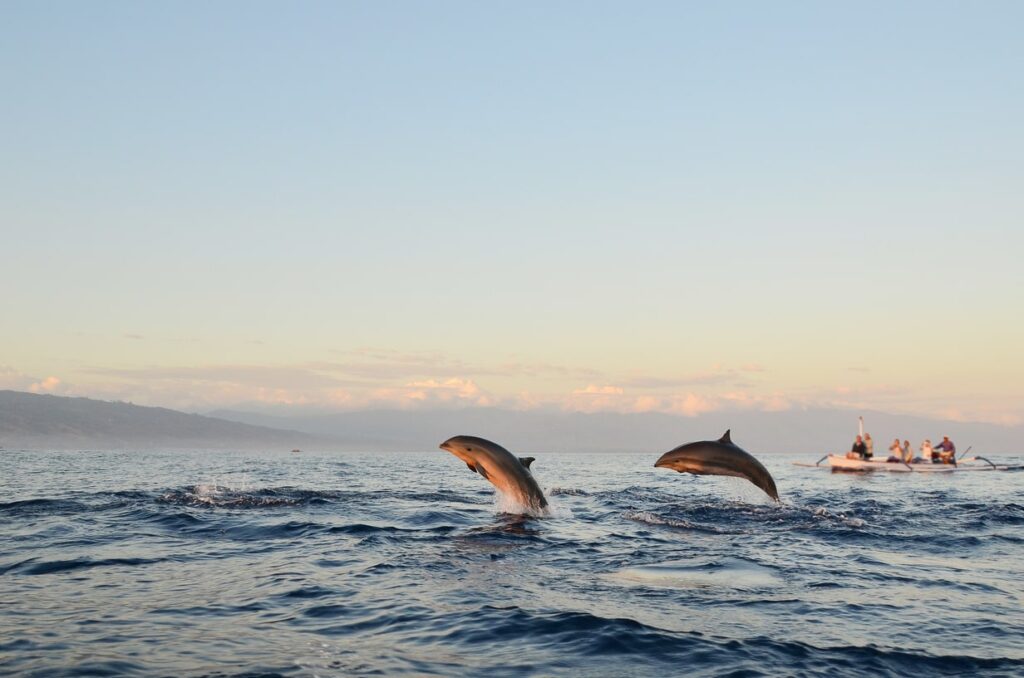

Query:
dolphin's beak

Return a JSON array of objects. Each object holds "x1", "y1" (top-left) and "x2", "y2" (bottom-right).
[{"x1": 439, "y1": 440, "x2": 453, "y2": 452}]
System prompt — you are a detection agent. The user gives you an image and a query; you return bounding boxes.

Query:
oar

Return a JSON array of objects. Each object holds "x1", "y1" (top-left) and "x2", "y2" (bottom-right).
[
  {"x1": 815, "y1": 454, "x2": 829, "y2": 466},
  {"x1": 958, "y1": 445, "x2": 973, "y2": 461}
]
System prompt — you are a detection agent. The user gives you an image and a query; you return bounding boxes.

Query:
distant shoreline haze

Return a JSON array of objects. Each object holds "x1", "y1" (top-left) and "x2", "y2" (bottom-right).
[{"x1": 1, "y1": 390, "x2": 1019, "y2": 455}]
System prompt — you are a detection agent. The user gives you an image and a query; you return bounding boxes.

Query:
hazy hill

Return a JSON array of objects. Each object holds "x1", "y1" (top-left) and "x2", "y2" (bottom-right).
[
  {"x1": 3, "y1": 389, "x2": 1018, "y2": 455},
  {"x1": 0, "y1": 390, "x2": 319, "y2": 450},
  {"x1": 207, "y1": 405, "x2": 1024, "y2": 455}
]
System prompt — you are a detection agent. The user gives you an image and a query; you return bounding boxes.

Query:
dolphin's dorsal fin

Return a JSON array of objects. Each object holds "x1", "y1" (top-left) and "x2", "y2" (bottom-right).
[
  {"x1": 718, "y1": 429, "x2": 732, "y2": 444},
  {"x1": 466, "y1": 462, "x2": 477, "y2": 474},
  {"x1": 518, "y1": 456, "x2": 535, "y2": 469}
]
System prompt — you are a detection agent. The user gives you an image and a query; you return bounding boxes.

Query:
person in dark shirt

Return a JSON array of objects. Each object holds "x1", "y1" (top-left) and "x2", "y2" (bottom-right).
[
  {"x1": 847, "y1": 435, "x2": 868, "y2": 460},
  {"x1": 935, "y1": 436, "x2": 956, "y2": 464}
]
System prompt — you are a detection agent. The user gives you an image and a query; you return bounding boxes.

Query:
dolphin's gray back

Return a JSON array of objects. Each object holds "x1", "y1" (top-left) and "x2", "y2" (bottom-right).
[{"x1": 656, "y1": 439, "x2": 779, "y2": 501}]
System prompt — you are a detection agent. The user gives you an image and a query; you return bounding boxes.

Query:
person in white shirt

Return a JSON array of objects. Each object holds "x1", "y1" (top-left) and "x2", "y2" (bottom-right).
[
  {"x1": 919, "y1": 439, "x2": 933, "y2": 463},
  {"x1": 888, "y1": 438, "x2": 902, "y2": 463}
]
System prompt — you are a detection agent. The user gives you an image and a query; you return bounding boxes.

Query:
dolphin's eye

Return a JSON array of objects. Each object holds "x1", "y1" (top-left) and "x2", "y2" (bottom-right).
[{"x1": 464, "y1": 447, "x2": 471, "y2": 452}]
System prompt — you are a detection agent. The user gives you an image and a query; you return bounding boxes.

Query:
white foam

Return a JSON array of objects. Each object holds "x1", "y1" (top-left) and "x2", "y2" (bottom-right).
[
  {"x1": 543, "y1": 494, "x2": 574, "y2": 519},
  {"x1": 811, "y1": 506, "x2": 865, "y2": 527},
  {"x1": 490, "y1": 489, "x2": 571, "y2": 519},
  {"x1": 178, "y1": 474, "x2": 257, "y2": 505},
  {"x1": 624, "y1": 510, "x2": 695, "y2": 529}
]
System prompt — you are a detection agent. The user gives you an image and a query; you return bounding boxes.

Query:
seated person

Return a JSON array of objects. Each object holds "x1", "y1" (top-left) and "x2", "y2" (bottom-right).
[
  {"x1": 847, "y1": 435, "x2": 868, "y2": 460},
  {"x1": 901, "y1": 440, "x2": 913, "y2": 463},
  {"x1": 935, "y1": 436, "x2": 956, "y2": 464},
  {"x1": 917, "y1": 439, "x2": 933, "y2": 463},
  {"x1": 887, "y1": 438, "x2": 903, "y2": 462},
  {"x1": 864, "y1": 433, "x2": 874, "y2": 459}
]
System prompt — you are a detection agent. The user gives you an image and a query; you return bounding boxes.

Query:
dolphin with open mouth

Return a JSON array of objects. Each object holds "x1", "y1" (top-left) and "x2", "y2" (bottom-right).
[
  {"x1": 440, "y1": 435, "x2": 548, "y2": 512},
  {"x1": 654, "y1": 430, "x2": 779, "y2": 501}
]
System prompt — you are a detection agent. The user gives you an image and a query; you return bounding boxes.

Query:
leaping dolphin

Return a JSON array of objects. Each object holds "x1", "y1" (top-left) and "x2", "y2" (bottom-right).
[
  {"x1": 654, "y1": 430, "x2": 779, "y2": 501},
  {"x1": 440, "y1": 435, "x2": 548, "y2": 512}
]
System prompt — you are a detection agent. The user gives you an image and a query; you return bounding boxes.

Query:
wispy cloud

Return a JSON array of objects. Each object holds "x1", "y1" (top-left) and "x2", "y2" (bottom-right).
[
  {"x1": 65, "y1": 356, "x2": 792, "y2": 416},
  {"x1": 15, "y1": 350, "x2": 1014, "y2": 427},
  {"x1": 619, "y1": 373, "x2": 732, "y2": 389},
  {"x1": 316, "y1": 348, "x2": 603, "y2": 383},
  {"x1": 619, "y1": 364, "x2": 763, "y2": 389},
  {"x1": 87, "y1": 364, "x2": 349, "y2": 389},
  {"x1": 572, "y1": 384, "x2": 624, "y2": 396}
]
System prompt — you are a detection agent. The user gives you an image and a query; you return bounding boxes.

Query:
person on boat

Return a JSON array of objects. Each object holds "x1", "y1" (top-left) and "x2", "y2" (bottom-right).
[
  {"x1": 863, "y1": 433, "x2": 874, "y2": 460},
  {"x1": 887, "y1": 438, "x2": 902, "y2": 463},
  {"x1": 935, "y1": 436, "x2": 956, "y2": 464},
  {"x1": 918, "y1": 439, "x2": 933, "y2": 463},
  {"x1": 901, "y1": 440, "x2": 913, "y2": 463},
  {"x1": 848, "y1": 435, "x2": 868, "y2": 460}
]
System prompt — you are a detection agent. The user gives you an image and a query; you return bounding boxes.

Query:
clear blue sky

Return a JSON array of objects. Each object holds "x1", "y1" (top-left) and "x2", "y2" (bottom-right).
[{"x1": 2, "y1": 1, "x2": 1022, "y2": 423}]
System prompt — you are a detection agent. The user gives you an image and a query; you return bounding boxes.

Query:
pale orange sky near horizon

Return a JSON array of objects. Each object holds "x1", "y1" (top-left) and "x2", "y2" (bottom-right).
[{"x1": 2, "y1": 3, "x2": 1022, "y2": 425}]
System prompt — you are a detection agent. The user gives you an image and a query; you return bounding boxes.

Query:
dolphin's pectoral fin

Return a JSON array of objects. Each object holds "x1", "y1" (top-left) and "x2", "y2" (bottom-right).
[
  {"x1": 718, "y1": 429, "x2": 732, "y2": 445},
  {"x1": 466, "y1": 462, "x2": 477, "y2": 474},
  {"x1": 475, "y1": 465, "x2": 490, "y2": 480},
  {"x1": 518, "y1": 456, "x2": 535, "y2": 469}
]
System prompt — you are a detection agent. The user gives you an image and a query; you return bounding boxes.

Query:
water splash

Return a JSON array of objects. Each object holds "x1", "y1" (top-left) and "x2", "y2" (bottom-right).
[{"x1": 492, "y1": 489, "x2": 549, "y2": 518}]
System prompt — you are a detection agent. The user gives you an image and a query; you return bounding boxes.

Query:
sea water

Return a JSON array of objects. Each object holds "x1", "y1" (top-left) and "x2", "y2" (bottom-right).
[{"x1": 1, "y1": 449, "x2": 1022, "y2": 676}]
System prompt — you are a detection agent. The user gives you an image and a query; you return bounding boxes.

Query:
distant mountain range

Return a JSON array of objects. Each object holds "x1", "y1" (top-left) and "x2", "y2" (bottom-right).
[
  {"x1": 0, "y1": 390, "x2": 318, "y2": 450},
  {"x1": 1, "y1": 389, "x2": 1019, "y2": 454},
  {"x1": 208, "y1": 405, "x2": 1023, "y2": 455}
]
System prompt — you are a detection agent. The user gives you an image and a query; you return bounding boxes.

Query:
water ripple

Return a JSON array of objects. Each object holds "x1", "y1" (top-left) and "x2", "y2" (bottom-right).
[{"x1": 0, "y1": 449, "x2": 1021, "y2": 676}]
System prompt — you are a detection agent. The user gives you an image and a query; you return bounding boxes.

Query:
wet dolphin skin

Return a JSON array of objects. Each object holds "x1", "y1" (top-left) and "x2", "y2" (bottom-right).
[
  {"x1": 440, "y1": 435, "x2": 548, "y2": 511},
  {"x1": 654, "y1": 430, "x2": 780, "y2": 501}
]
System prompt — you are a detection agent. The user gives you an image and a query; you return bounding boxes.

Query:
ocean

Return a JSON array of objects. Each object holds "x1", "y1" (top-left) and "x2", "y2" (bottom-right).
[{"x1": 1, "y1": 448, "x2": 1022, "y2": 676}]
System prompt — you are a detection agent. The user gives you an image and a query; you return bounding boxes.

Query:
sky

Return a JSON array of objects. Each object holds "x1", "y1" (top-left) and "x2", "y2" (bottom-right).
[{"x1": 2, "y1": 1, "x2": 1022, "y2": 424}]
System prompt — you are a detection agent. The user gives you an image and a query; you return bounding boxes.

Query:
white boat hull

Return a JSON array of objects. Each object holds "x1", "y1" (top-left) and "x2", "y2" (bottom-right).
[{"x1": 824, "y1": 454, "x2": 1014, "y2": 472}]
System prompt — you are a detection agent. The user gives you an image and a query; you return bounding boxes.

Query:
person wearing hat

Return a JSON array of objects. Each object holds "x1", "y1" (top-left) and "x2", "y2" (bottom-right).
[{"x1": 935, "y1": 436, "x2": 956, "y2": 464}]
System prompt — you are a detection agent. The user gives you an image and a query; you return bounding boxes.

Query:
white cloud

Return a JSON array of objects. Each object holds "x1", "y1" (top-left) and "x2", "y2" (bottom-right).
[
  {"x1": 29, "y1": 376, "x2": 64, "y2": 393},
  {"x1": 401, "y1": 378, "x2": 493, "y2": 406},
  {"x1": 665, "y1": 393, "x2": 718, "y2": 417},
  {"x1": 1, "y1": 367, "x2": 69, "y2": 395}
]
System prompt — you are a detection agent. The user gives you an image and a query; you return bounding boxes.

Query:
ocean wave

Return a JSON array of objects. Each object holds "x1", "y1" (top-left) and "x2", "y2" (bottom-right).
[
  {"x1": 376, "y1": 605, "x2": 1024, "y2": 675},
  {"x1": 623, "y1": 510, "x2": 702, "y2": 531},
  {"x1": 3, "y1": 450, "x2": 1022, "y2": 677},
  {"x1": 549, "y1": 487, "x2": 590, "y2": 496},
  {"x1": 4, "y1": 556, "x2": 164, "y2": 576},
  {"x1": 158, "y1": 485, "x2": 341, "y2": 508},
  {"x1": 0, "y1": 491, "x2": 153, "y2": 517}
]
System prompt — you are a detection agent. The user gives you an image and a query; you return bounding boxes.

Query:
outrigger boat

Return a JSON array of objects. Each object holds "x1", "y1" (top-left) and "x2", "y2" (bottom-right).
[
  {"x1": 796, "y1": 454, "x2": 1023, "y2": 473},
  {"x1": 793, "y1": 416, "x2": 1023, "y2": 472}
]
